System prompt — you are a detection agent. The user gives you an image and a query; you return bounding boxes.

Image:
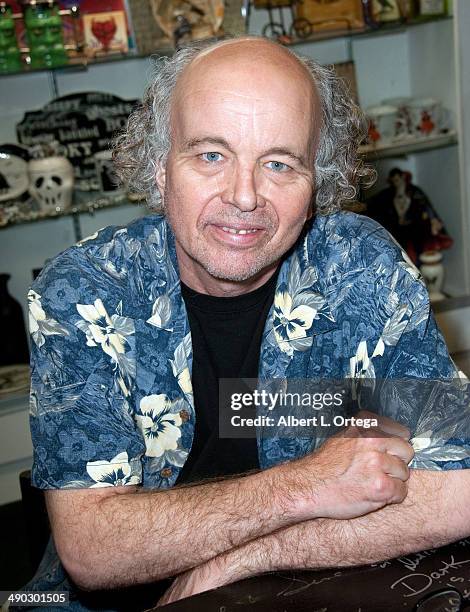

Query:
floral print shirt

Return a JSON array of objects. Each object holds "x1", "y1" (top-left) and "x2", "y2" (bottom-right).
[{"x1": 21, "y1": 210, "x2": 470, "y2": 609}]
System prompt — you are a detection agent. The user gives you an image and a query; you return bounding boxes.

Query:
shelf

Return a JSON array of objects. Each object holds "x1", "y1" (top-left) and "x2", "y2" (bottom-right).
[
  {"x1": 0, "y1": 15, "x2": 452, "y2": 78},
  {"x1": 267, "y1": 14, "x2": 452, "y2": 47},
  {"x1": 0, "y1": 47, "x2": 174, "y2": 79},
  {"x1": 359, "y1": 130, "x2": 458, "y2": 160},
  {"x1": 0, "y1": 191, "x2": 143, "y2": 230}
]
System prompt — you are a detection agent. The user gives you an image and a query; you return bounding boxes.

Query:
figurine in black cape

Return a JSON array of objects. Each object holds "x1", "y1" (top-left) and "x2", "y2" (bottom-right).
[{"x1": 366, "y1": 167, "x2": 453, "y2": 264}]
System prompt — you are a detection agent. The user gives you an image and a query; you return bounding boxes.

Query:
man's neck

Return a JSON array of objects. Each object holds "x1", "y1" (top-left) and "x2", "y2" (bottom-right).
[{"x1": 178, "y1": 256, "x2": 280, "y2": 297}]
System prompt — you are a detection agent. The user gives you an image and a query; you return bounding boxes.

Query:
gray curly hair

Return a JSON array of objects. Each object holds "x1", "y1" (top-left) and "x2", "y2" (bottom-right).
[{"x1": 113, "y1": 35, "x2": 375, "y2": 215}]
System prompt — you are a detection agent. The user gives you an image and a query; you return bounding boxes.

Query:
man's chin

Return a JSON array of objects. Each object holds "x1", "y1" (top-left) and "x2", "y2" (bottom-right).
[{"x1": 201, "y1": 258, "x2": 278, "y2": 284}]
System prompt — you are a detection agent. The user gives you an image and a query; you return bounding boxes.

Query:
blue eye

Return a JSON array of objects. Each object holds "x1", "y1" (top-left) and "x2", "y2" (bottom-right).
[
  {"x1": 201, "y1": 152, "x2": 223, "y2": 163},
  {"x1": 266, "y1": 161, "x2": 290, "y2": 172}
]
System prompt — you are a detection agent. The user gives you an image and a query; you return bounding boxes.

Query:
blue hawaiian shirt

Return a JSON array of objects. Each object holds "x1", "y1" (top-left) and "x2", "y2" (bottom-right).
[{"x1": 18, "y1": 210, "x2": 470, "y2": 610}]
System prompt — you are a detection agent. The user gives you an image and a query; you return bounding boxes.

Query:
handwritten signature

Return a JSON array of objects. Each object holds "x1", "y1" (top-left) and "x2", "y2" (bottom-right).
[
  {"x1": 391, "y1": 555, "x2": 470, "y2": 598},
  {"x1": 277, "y1": 571, "x2": 344, "y2": 597}
]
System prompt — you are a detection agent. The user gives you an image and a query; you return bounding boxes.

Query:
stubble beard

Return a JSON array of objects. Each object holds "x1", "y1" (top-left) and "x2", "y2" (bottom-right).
[
  {"x1": 165, "y1": 199, "x2": 285, "y2": 282},
  {"x1": 194, "y1": 235, "x2": 284, "y2": 282}
]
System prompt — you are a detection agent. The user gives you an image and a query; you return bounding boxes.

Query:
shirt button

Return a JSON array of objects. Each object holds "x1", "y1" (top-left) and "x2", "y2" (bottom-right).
[
  {"x1": 179, "y1": 409, "x2": 190, "y2": 422},
  {"x1": 160, "y1": 467, "x2": 172, "y2": 479}
]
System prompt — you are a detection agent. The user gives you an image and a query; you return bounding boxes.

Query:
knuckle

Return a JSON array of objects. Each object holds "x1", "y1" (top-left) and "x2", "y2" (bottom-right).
[
  {"x1": 362, "y1": 435, "x2": 380, "y2": 449},
  {"x1": 367, "y1": 450, "x2": 383, "y2": 470},
  {"x1": 372, "y1": 474, "x2": 393, "y2": 499}
]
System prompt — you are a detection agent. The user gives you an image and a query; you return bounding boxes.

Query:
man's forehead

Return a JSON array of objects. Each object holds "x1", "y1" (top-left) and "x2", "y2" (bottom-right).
[
  {"x1": 175, "y1": 38, "x2": 315, "y2": 99},
  {"x1": 169, "y1": 39, "x2": 320, "y2": 157},
  {"x1": 175, "y1": 85, "x2": 311, "y2": 117}
]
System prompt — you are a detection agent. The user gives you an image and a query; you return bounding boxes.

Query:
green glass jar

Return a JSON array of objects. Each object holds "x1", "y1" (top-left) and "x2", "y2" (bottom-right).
[
  {"x1": 24, "y1": 1, "x2": 68, "y2": 68},
  {"x1": 0, "y1": 3, "x2": 22, "y2": 73}
]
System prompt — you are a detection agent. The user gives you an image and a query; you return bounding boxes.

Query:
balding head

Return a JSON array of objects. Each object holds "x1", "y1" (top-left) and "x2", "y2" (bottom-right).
[
  {"x1": 183, "y1": 36, "x2": 315, "y2": 85},
  {"x1": 173, "y1": 37, "x2": 320, "y2": 163}
]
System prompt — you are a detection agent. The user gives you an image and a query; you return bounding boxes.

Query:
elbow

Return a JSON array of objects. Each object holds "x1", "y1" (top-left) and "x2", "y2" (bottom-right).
[
  {"x1": 67, "y1": 565, "x2": 105, "y2": 592},
  {"x1": 55, "y1": 537, "x2": 106, "y2": 591}
]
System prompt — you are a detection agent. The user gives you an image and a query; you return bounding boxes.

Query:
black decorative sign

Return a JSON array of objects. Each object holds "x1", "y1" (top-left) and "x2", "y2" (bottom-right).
[{"x1": 16, "y1": 92, "x2": 139, "y2": 191}]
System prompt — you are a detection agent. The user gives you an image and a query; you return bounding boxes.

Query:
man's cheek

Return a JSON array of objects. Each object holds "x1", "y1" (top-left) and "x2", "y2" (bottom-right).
[
  {"x1": 214, "y1": 165, "x2": 258, "y2": 201},
  {"x1": 262, "y1": 179, "x2": 275, "y2": 203},
  {"x1": 214, "y1": 170, "x2": 227, "y2": 197}
]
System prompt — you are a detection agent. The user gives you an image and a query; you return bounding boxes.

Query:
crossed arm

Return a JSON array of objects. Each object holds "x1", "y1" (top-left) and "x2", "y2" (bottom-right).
[
  {"x1": 156, "y1": 469, "x2": 470, "y2": 606},
  {"x1": 45, "y1": 416, "x2": 470, "y2": 604}
]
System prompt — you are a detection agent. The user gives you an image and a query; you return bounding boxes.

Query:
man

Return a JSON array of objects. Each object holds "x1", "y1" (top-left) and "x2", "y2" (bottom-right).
[{"x1": 21, "y1": 35, "x2": 470, "y2": 610}]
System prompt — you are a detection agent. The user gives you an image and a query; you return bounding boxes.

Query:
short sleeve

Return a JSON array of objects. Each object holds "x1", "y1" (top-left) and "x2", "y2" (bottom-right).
[
  {"x1": 28, "y1": 249, "x2": 146, "y2": 489},
  {"x1": 374, "y1": 265, "x2": 470, "y2": 470}
]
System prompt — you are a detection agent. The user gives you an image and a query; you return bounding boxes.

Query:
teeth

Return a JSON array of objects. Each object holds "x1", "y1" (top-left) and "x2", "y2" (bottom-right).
[{"x1": 221, "y1": 226, "x2": 258, "y2": 235}]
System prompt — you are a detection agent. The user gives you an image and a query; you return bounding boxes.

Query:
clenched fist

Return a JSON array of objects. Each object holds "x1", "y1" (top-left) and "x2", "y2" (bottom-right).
[{"x1": 280, "y1": 411, "x2": 414, "y2": 522}]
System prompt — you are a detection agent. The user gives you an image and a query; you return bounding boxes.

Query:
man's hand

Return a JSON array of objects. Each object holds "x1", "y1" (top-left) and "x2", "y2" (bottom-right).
[
  {"x1": 156, "y1": 559, "x2": 228, "y2": 607},
  {"x1": 284, "y1": 410, "x2": 414, "y2": 521}
]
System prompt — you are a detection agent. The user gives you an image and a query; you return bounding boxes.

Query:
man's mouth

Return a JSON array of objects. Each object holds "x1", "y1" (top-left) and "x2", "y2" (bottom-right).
[{"x1": 220, "y1": 226, "x2": 260, "y2": 235}]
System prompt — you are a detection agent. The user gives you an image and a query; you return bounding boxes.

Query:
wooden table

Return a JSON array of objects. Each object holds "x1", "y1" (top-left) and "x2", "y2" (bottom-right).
[{"x1": 157, "y1": 538, "x2": 470, "y2": 611}]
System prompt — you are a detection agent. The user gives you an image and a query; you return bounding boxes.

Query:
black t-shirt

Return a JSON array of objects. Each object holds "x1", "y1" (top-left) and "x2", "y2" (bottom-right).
[{"x1": 177, "y1": 269, "x2": 279, "y2": 484}]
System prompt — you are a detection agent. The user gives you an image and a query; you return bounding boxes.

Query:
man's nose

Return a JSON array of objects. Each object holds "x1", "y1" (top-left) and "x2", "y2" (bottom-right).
[{"x1": 222, "y1": 166, "x2": 265, "y2": 211}]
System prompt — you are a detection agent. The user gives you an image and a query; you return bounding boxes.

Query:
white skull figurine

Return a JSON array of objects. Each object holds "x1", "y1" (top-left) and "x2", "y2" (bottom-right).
[{"x1": 28, "y1": 156, "x2": 75, "y2": 213}]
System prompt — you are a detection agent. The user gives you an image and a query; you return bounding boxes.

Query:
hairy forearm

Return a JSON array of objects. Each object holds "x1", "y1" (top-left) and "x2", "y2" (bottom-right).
[
  {"x1": 48, "y1": 415, "x2": 418, "y2": 592},
  {"x1": 49, "y1": 465, "x2": 299, "y2": 590},
  {"x1": 213, "y1": 470, "x2": 470, "y2": 584}
]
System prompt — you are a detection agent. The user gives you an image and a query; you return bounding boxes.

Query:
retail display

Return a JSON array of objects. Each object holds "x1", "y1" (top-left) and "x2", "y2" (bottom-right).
[
  {"x1": 407, "y1": 97, "x2": 449, "y2": 136},
  {"x1": 251, "y1": 0, "x2": 450, "y2": 44},
  {"x1": 83, "y1": 10, "x2": 128, "y2": 57},
  {"x1": 366, "y1": 96, "x2": 451, "y2": 145},
  {"x1": 0, "y1": 6, "x2": 463, "y2": 308},
  {"x1": 254, "y1": 0, "x2": 365, "y2": 41},
  {"x1": 365, "y1": 105, "x2": 398, "y2": 144},
  {"x1": 0, "y1": 3, "x2": 22, "y2": 73},
  {"x1": 22, "y1": 0, "x2": 68, "y2": 68},
  {"x1": 366, "y1": 168, "x2": 453, "y2": 265},
  {"x1": 0, "y1": 143, "x2": 30, "y2": 202},
  {"x1": 150, "y1": 0, "x2": 224, "y2": 47},
  {"x1": 28, "y1": 155, "x2": 75, "y2": 213},
  {"x1": 0, "y1": 1, "x2": 82, "y2": 72},
  {"x1": 416, "y1": 0, "x2": 447, "y2": 16},
  {"x1": 74, "y1": 0, "x2": 135, "y2": 57},
  {"x1": 419, "y1": 250, "x2": 446, "y2": 301},
  {"x1": 16, "y1": 91, "x2": 138, "y2": 191},
  {"x1": 370, "y1": 0, "x2": 402, "y2": 22},
  {"x1": 294, "y1": 0, "x2": 365, "y2": 31}
]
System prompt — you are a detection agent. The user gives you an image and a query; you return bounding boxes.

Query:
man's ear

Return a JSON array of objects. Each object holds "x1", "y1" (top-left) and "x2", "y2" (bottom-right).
[{"x1": 155, "y1": 161, "x2": 166, "y2": 193}]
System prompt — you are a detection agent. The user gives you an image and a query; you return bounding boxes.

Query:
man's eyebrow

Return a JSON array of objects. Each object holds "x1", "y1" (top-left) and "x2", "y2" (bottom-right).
[
  {"x1": 182, "y1": 137, "x2": 235, "y2": 153},
  {"x1": 263, "y1": 147, "x2": 308, "y2": 168}
]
